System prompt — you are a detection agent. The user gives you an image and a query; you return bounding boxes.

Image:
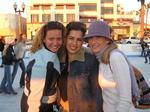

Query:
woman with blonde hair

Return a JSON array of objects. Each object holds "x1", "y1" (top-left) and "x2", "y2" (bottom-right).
[
  {"x1": 21, "y1": 21, "x2": 65, "y2": 112},
  {"x1": 84, "y1": 20, "x2": 137, "y2": 112}
]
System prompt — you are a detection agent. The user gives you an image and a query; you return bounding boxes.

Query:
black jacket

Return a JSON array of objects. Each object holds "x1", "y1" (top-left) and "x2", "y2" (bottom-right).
[
  {"x1": 0, "y1": 41, "x2": 5, "y2": 52},
  {"x1": 2, "y1": 45, "x2": 15, "y2": 65}
]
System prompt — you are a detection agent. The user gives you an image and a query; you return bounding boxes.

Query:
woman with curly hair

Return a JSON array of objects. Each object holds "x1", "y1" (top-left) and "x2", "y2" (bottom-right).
[{"x1": 21, "y1": 21, "x2": 65, "y2": 112}]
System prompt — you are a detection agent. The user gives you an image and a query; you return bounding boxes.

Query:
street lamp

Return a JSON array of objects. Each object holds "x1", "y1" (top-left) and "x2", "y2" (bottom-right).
[
  {"x1": 13, "y1": 2, "x2": 25, "y2": 36},
  {"x1": 13, "y1": 2, "x2": 25, "y2": 15}
]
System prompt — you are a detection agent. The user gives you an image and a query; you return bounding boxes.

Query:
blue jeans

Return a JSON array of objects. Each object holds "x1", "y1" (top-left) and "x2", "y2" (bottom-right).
[
  {"x1": 12, "y1": 59, "x2": 26, "y2": 86},
  {"x1": 0, "y1": 65, "x2": 14, "y2": 92}
]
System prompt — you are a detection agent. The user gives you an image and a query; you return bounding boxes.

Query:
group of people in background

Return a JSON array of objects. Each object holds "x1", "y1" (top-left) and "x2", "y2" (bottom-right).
[
  {"x1": 0, "y1": 34, "x2": 26, "y2": 95},
  {"x1": 140, "y1": 38, "x2": 150, "y2": 63}
]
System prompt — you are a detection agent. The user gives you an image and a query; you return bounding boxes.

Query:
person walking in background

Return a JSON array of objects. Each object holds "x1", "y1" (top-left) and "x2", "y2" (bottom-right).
[
  {"x1": 21, "y1": 21, "x2": 65, "y2": 112},
  {"x1": 84, "y1": 20, "x2": 136, "y2": 112},
  {"x1": 0, "y1": 37, "x2": 17, "y2": 95},
  {"x1": 0, "y1": 36, "x2": 5, "y2": 67},
  {"x1": 140, "y1": 38, "x2": 147, "y2": 62},
  {"x1": 59, "y1": 21, "x2": 103, "y2": 112},
  {"x1": 12, "y1": 34, "x2": 26, "y2": 88},
  {"x1": 145, "y1": 44, "x2": 150, "y2": 64}
]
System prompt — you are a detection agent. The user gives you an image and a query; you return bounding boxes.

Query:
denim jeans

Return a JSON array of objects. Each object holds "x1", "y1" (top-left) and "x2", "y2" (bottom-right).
[
  {"x1": 0, "y1": 65, "x2": 14, "y2": 92},
  {"x1": 12, "y1": 59, "x2": 26, "y2": 86}
]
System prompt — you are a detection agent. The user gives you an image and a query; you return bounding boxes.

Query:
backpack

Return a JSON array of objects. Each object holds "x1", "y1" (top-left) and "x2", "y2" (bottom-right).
[
  {"x1": 132, "y1": 66, "x2": 150, "y2": 109},
  {"x1": 110, "y1": 50, "x2": 150, "y2": 109}
]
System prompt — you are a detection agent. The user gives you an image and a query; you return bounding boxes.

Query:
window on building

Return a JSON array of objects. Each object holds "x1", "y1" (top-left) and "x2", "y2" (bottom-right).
[
  {"x1": 55, "y1": 5, "x2": 64, "y2": 9},
  {"x1": 31, "y1": 14, "x2": 39, "y2": 23},
  {"x1": 66, "y1": 4, "x2": 75, "y2": 9},
  {"x1": 79, "y1": 4, "x2": 97, "y2": 11},
  {"x1": 101, "y1": 0, "x2": 114, "y2": 3},
  {"x1": 101, "y1": 7, "x2": 113, "y2": 14},
  {"x1": 42, "y1": 14, "x2": 51, "y2": 22},
  {"x1": 115, "y1": 28, "x2": 128, "y2": 34},
  {"x1": 67, "y1": 14, "x2": 75, "y2": 22},
  {"x1": 80, "y1": 16, "x2": 97, "y2": 22},
  {"x1": 55, "y1": 14, "x2": 63, "y2": 22},
  {"x1": 41, "y1": 5, "x2": 51, "y2": 10},
  {"x1": 30, "y1": 5, "x2": 40, "y2": 10}
]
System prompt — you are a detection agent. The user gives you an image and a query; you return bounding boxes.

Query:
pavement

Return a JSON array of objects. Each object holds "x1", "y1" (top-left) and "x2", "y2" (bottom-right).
[{"x1": 0, "y1": 56, "x2": 150, "y2": 112}]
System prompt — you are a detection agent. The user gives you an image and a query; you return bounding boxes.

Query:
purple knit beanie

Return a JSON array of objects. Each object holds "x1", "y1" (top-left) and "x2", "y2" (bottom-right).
[{"x1": 84, "y1": 20, "x2": 112, "y2": 42}]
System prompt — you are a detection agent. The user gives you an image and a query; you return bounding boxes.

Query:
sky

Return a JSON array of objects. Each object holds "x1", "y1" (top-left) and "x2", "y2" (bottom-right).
[
  {"x1": 0, "y1": 0, "x2": 29, "y2": 17},
  {"x1": 117, "y1": 0, "x2": 140, "y2": 11}
]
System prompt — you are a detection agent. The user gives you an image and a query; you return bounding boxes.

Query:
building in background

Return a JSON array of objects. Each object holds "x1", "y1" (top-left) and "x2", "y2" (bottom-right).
[
  {"x1": 26, "y1": 0, "x2": 145, "y2": 40},
  {"x1": 0, "y1": 14, "x2": 26, "y2": 39}
]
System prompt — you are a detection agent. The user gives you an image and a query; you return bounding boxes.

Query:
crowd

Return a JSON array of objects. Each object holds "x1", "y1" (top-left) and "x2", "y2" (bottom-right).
[
  {"x1": 0, "y1": 20, "x2": 150, "y2": 112},
  {"x1": 0, "y1": 34, "x2": 26, "y2": 94}
]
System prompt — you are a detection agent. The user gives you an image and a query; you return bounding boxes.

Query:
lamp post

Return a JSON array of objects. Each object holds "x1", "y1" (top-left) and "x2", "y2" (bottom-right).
[{"x1": 13, "y1": 2, "x2": 25, "y2": 35}]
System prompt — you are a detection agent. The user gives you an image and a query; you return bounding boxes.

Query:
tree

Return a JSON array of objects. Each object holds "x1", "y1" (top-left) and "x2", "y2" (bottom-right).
[
  {"x1": 137, "y1": 0, "x2": 145, "y2": 37},
  {"x1": 137, "y1": 0, "x2": 145, "y2": 5},
  {"x1": 145, "y1": 3, "x2": 150, "y2": 31}
]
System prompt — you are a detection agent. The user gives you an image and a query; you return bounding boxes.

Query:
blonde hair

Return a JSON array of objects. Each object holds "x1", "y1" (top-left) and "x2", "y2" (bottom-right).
[
  {"x1": 30, "y1": 21, "x2": 65, "y2": 53},
  {"x1": 101, "y1": 43, "x2": 118, "y2": 64},
  {"x1": 3, "y1": 45, "x2": 9, "y2": 56},
  {"x1": 30, "y1": 27, "x2": 44, "y2": 53}
]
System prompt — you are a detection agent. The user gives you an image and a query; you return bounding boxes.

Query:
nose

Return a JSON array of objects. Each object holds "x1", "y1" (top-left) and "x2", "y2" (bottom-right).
[
  {"x1": 53, "y1": 39, "x2": 59, "y2": 46},
  {"x1": 72, "y1": 39, "x2": 78, "y2": 45}
]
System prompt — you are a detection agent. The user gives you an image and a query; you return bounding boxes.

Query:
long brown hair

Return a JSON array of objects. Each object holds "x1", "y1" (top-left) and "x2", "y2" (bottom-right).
[{"x1": 101, "y1": 43, "x2": 118, "y2": 64}]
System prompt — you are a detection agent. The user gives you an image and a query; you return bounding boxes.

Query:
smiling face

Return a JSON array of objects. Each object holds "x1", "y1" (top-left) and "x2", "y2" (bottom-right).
[
  {"x1": 43, "y1": 29, "x2": 62, "y2": 53},
  {"x1": 88, "y1": 36, "x2": 110, "y2": 54},
  {"x1": 66, "y1": 30, "x2": 83, "y2": 55}
]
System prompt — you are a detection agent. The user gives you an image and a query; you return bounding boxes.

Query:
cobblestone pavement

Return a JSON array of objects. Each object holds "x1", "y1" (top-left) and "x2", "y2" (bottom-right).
[{"x1": 0, "y1": 56, "x2": 150, "y2": 112}]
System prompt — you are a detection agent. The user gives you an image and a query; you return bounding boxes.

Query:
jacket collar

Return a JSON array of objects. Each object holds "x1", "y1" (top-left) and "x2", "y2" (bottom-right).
[{"x1": 69, "y1": 47, "x2": 85, "y2": 62}]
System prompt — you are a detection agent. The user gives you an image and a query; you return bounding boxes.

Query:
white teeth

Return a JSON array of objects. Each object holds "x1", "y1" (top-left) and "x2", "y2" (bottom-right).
[
  {"x1": 71, "y1": 47, "x2": 76, "y2": 49},
  {"x1": 53, "y1": 46, "x2": 59, "y2": 48}
]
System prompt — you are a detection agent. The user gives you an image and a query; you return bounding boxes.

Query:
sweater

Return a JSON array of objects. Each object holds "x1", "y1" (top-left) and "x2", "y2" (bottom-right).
[
  {"x1": 98, "y1": 50, "x2": 135, "y2": 112},
  {"x1": 14, "y1": 42, "x2": 26, "y2": 60}
]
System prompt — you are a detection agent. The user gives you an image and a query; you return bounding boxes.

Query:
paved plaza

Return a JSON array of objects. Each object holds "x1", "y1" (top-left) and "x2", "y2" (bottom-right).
[{"x1": 0, "y1": 56, "x2": 150, "y2": 112}]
